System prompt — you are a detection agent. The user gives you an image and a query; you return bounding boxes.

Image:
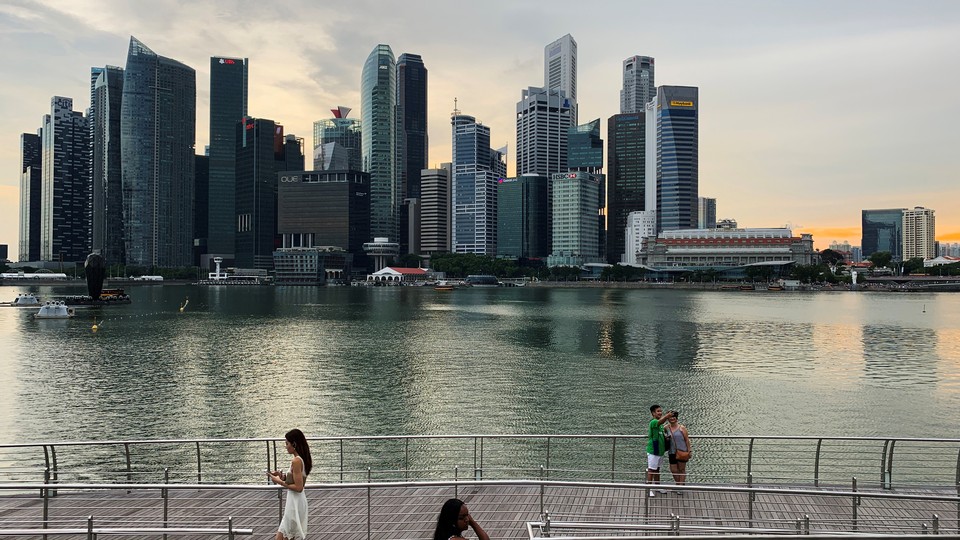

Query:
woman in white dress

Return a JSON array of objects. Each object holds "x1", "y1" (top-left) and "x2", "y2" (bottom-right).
[{"x1": 268, "y1": 429, "x2": 312, "y2": 540}]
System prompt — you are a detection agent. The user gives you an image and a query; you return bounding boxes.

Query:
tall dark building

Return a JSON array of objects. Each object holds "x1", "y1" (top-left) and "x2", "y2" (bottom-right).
[
  {"x1": 18, "y1": 131, "x2": 42, "y2": 262},
  {"x1": 420, "y1": 164, "x2": 451, "y2": 255},
  {"x1": 276, "y1": 170, "x2": 371, "y2": 268},
  {"x1": 208, "y1": 56, "x2": 248, "y2": 261},
  {"x1": 193, "y1": 154, "x2": 209, "y2": 266},
  {"x1": 568, "y1": 119, "x2": 605, "y2": 260},
  {"x1": 606, "y1": 112, "x2": 647, "y2": 263},
  {"x1": 91, "y1": 66, "x2": 125, "y2": 265},
  {"x1": 497, "y1": 174, "x2": 550, "y2": 259},
  {"x1": 41, "y1": 96, "x2": 90, "y2": 262},
  {"x1": 397, "y1": 53, "x2": 428, "y2": 255},
  {"x1": 652, "y1": 86, "x2": 698, "y2": 232},
  {"x1": 235, "y1": 118, "x2": 303, "y2": 270},
  {"x1": 121, "y1": 36, "x2": 196, "y2": 267},
  {"x1": 361, "y1": 44, "x2": 397, "y2": 241},
  {"x1": 862, "y1": 208, "x2": 906, "y2": 261}
]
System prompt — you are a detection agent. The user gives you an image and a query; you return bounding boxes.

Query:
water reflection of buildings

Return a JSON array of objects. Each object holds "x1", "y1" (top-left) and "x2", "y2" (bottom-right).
[{"x1": 862, "y1": 325, "x2": 939, "y2": 387}]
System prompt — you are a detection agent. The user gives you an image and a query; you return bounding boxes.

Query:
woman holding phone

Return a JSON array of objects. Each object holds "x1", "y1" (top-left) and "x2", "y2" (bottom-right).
[{"x1": 268, "y1": 429, "x2": 312, "y2": 540}]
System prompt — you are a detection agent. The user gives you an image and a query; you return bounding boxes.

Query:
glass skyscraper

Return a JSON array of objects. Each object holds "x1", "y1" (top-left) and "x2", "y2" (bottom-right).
[
  {"x1": 397, "y1": 53, "x2": 428, "y2": 200},
  {"x1": 207, "y1": 56, "x2": 248, "y2": 260},
  {"x1": 40, "y1": 96, "x2": 90, "y2": 262},
  {"x1": 650, "y1": 86, "x2": 699, "y2": 232},
  {"x1": 497, "y1": 174, "x2": 550, "y2": 259},
  {"x1": 516, "y1": 87, "x2": 572, "y2": 176},
  {"x1": 607, "y1": 113, "x2": 648, "y2": 263},
  {"x1": 91, "y1": 66, "x2": 125, "y2": 265},
  {"x1": 121, "y1": 37, "x2": 196, "y2": 267},
  {"x1": 862, "y1": 208, "x2": 905, "y2": 261},
  {"x1": 313, "y1": 107, "x2": 361, "y2": 171},
  {"x1": 620, "y1": 56, "x2": 655, "y2": 114},
  {"x1": 452, "y1": 114, "x2": 505, "y2": 255},
  {"x1": 19, "y1": 131, "x2": 42, "y2": 262},
  {"x1": 361, "y1": 44, "x2": 397, "y2": 241},
  {"x1": 544, "y1": 34, "x2": 577, "y2": 126}
]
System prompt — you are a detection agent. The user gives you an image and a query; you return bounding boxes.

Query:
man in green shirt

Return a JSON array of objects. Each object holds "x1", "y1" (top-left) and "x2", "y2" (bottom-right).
[{"x1": 646, "y1": 404, "x2": 674, "y2": 496}]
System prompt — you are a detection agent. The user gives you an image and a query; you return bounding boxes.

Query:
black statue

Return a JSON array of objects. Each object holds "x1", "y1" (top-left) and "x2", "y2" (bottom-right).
[{"x1": 85, "y1": 253, "x2": 106, "y2": 300}]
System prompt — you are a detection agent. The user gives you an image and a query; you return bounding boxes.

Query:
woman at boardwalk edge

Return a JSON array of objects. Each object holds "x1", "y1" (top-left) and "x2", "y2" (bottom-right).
[
  {"x1": 268, "y1": 429, "x2": 313, "y2": 540},
  {"x1": 666, "y1": 411, "x2": 692, "y2": 492},
  {"x1": 433, "y1": 498, "x2": 490, "y2": 540}
]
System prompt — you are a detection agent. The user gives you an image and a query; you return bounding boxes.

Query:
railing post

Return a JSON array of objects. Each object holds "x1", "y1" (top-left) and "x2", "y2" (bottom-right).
[
  {"x1": 124, "y1": 442, "x2": 132, "y2": 489},
  {"x1": 196, "y1": 441, "x2": 202, "y2": 484},
  {"x1": 87, "y1": 515, "x2": 94, "y2": 540},
  {"x1": 404, "y1": 438, "x2": 409, "y2": 480},
  {"x1": 546, "y1": 437, "x2": 551, "y2": 478},
  {"x1": 454, "y1": 466, "x2": 459, "y2": 499},
  {"x1": 162, "y1": 468, "x2": 169, "y2": 540},
  {"x1": 539, "y1": 468, "x2": 545, "y2": 516},
  {"x1": 803, "y1": 514, "x2": 810, "y2": 535},
  {"x1": 367, "y1": 468, "x2": 372, "y2": 540},
  {"x1": 886, "y1": 440, "x2": 896, "y2": 489},
  {"x1": 228, "y1": 516, "x2": 235, "y2": 540},
  {"x1": 746, "y1": 438, "x2": 755, "y2": 484},
  {"x1": 814, "y1": 438, "x2": 822, "y2": 487},
  {"x1": 543, "y1": 511, "x2": 551, "y2": 538},
  {"x1": 265, "y1": 441, "x2": 272, "y2": 485},
  {"x1": 922, "y1": 523, "x2": 928, "y2": 534},
  {"x1": 272, "y1": 440, "x2": 278, "y2": 480},
  {"x1": 852, "y1": 476, "x2": 859, "y2": 532},
  {"x1": 50, "y1": 445, "x2": 59, "y2": 497},
  {"x1": 339, "y1": 439, "x2": 344, "y2": 483},
  {"x1": 932, "y1": 514, "x2": 939, "y2": 535},
  {"x1": 611, "y1": 437, "x2": 617, "y2": 482},
  {"x1": 795, "y1": 518, "x2": 802, "y2": 534},
  {"x1": 672, "y1": 513, "x2": 681, "y2": 536},
  {"x1": 747, "y1": 474, "x2": 755, "y2": 527},
  {"x1": 643, "y1": 485, "x2": 650, "y2": 524},
  {"x1": 881, "y1": 440, "x2": 890, "y2": 488},
  {"x1": 42, "y1": 468, "x2": 49, "y2": 540}
]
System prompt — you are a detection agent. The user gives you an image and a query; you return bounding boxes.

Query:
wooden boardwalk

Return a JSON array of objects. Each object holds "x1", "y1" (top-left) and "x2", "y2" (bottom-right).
[{"x1": 0, "y1": 483, "x2": 958, "y2": 539}]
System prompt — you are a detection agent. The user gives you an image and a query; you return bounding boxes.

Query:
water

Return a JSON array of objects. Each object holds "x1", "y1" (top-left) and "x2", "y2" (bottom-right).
[{"x1": 1, "y1": 284, "x2": 958, "y2": 445}]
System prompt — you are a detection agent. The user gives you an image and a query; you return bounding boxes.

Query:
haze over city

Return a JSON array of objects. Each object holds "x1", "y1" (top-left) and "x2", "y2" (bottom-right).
[{"x1": 2, "y1": 0, "x2": 959, "y2": 254}]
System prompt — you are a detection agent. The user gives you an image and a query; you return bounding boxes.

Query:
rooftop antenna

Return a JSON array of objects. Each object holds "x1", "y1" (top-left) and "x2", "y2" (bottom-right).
[{"x1": 452, "y1": 97, "x2": 460, "y2": 117}]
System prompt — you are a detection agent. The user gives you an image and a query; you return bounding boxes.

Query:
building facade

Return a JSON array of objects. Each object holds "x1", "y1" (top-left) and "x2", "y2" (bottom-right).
[
  {"x1": 313, "y1": 106, "x2": 362, "y2": 171},
  {"x1": 902, "y1": 206, "x2": 935, "y2": 260},
  {"x1": 41, "y1": 96, "x2": 90, "y2": 262},
  {"x1": 361, "y1": 44, "x2": 397, "y2": 241},
  {"x1": 121, "y1": 37, "x2": 196, "y2": 267},
  {"x1": 620, "y1": 55, "x2": 655, "y2": 114},
  {"x1": 641, "y1": 228, "x2": 814, "y2": 267},
  {"x1": 568, "y1": 119, "x2": 605, "y2": 261},
  {"x1": 861, "y1": 208, "x2": 905, "y2": 261},
  {"x1": 19, "y1": 132, "x2": 42, "y2": 262},
  {"x1": 452, "y1": 114, "x2": 504, "y2": 255},
  {"x1": 497, "y1": 174, "x2": 550, "y2": 259},
  {"x1": 207, "y1": 56, "x2": 248, "y2": 260},
  {"x1": 606, "y1": 112, "x2": 648, "y2": 263},
  {"x1": 697, "y1": 197, "x2": 717, "y2": 229},
  {"x1": 544, "y1": 34, "x2": 577, "y2": 126},
  {"x1": 419, "y1": 164, "x2": 451, "y2": 254},
  {"x1": 516, "y1": 86, "x2": 572, "y2": 176},
  {"x1": 548, "y1": 171, "x2": 603, "y2": 266},
  {"x1": 624, "y1": 210, "x2": 657, "y2": 265},
  {"x1": 91, "y1": 66, "x2": 125, "y2": 265},
  {"x1": 396, "y1": 53, "x2": 428, "y2": 200},
  {"x1": 648, "y1": 86, "x2": 699, "y2": 232}
]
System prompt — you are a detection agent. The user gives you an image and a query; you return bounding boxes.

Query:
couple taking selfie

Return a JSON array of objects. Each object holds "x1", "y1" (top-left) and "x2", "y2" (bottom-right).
[{"x1": 645, "y1": 404, "x2": 691, "y2": 497}]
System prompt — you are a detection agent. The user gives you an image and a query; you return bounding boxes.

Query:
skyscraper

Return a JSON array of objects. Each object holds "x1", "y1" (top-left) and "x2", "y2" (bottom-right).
[
  {"x1": 698, "y1": 197, "x2": 717, "y2": 229},
  {"x1": 568, "y1": 119, "x2": 605, "y2": 260},
  {"x1": 396, "y1": 53, "x2": 428, "y2": 200},
  {"x1": 207, "y1": 56, "x2": 248, "y2": 261},
  {"x1": 861, "y1": 208, "x2": 905, "y2": 261},
  {"x1": 620, "y1": 56, "x2": 655, "y2": 114},
  {"x1": 313, "y1": 106, "x2": 361, "y2": 171},
  {"x1": 40, "y1": 96, "x2": 90, "y2": 262},
  {"x1": 647, "y1": 86, "x2": 699, "y2": 232},
  {"x1": 361, "y1": 44, "x2": 397, "y2": 240},
  {"x1": 607, "y1": 112, "x2": 648, "y2": 263},
  {"x1": 516, "y1": 87, "x2": 572, "y2": 176},
  {"x1": 91, "y1": 66, "x2": 125, "y2": 265},
  {"x1": 420, "y1": 164, "x2": 452, "y2": 254},
  {"x1": 497, "y1": 174, "x2": 550, "y2": 259},
  {"x1": 548, "y1": 171, "x2": 603, "y2": 267},
  {"x1": 121, "y1": 37, "x2": 196, "y2": 267},
  {"x1": 544, "y1": 34, "x2": 577, "y2": 126},
  {"x1": 452, "y1": 114, "x2": 505, "y2": 255},
  {"x1": 902, "y1": 207, "x2": 935, "y2": 260},
  {"x1": 19, "y1": 131, "x2": 42, "y2": 262}
]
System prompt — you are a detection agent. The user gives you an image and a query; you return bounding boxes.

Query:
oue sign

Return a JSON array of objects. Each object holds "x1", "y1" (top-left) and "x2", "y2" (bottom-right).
[{"x1": 279, "y1": 175, "x2": 301, "y2": 183}]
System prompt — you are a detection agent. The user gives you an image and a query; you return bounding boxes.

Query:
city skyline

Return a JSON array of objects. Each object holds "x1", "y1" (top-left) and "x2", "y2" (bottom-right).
[{"x1": 2, "y1": 0, "x2": 959, "y2": 256}]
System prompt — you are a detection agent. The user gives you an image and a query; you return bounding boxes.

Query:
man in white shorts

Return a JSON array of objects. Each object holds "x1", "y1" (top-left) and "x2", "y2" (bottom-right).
[{"x1": 645, "y1": 404, "x2": 674, "y2": 497}]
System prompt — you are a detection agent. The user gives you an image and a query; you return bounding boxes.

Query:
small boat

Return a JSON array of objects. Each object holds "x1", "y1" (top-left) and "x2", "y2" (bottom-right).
[
  {"x1": 434, "y1": 281, "x2": 456, "y2": 291},
  {"x1": 2, "y1": 293, "x2": 42, "y2": 307},
  {"x1": 739, "y1": 284, "x2": 756, "y2": 291},
  {"x1": 767, "y1": 285, "x2": 785, "y2": 291},
  {"x1": 61, "y1": 288, "x2": 132, "y2": 306},
  {"x1": 719, "y1": 285, "x2": 740, "y2": 291},
  {"x1": 34, "y1": 301, "x2": 76, "y2": 319}
]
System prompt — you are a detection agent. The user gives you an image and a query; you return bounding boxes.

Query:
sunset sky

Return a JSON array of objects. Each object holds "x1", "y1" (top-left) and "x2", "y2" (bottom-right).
[{"x1": 2, "y1": 0, "x2": 959, "y2": 258}]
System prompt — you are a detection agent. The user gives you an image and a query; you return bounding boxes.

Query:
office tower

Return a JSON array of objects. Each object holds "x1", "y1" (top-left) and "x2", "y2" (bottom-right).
[
  {"x1": 91, "y1": 66, "x2": 125, "y2": 265},
  {"x1": 40, "y1": 96, "x2": 90, "y2": 262},
  {"x1": 620, "y1": 55, "x2": 655, "y2": 114},
  {"x1": 902, "y1": 207, "x2": 936, "y2": 260},
  {"x1": 452, "y1": 114, "x2": 504, "y2": 255},
  {"x1": 19, "y1": 131, "x2": 42, "y2": 262},
  {"x1": 647, "y1": 86, "x2": 699, "y2": 232},
  {"x1": 497, "y1": 174, "x2": 550, "y2": 259},
  {"x1": 698, "y1": 197, "x2": 717, "y2": 229},
  {"x1": 607, "y1": 112, "x2": 648, "y2": 263},
  {"x1": 193, "y1": 154, "x2": 209, "y2": 266},
  {"x1": 851, "y1": 246, "x2": 863, "y2": 263},
  {"x1": 276, "y1": 170, "x2": 371, "y2": 260},
  {"x1": 516, "y1": 87, "x2": 572, "y2": 176},
  {"x1": 207, "y1": 56, "x2": 248, "y2": 262},
  {"x1": 361, "y1": 44, "x2": 397, "y2": 240},
  {"x1": 861, "y1": 208, "x2": 905, "y2": 261},
  {"x1": 420, "y1": 164, "x2": 451, "y2": 254},
  {"x1": 624, "y1": 210, "x2": 657, "y2": 265},
  {"x1": 396, "y1": 53, "x2": 428, "y2": 199},
  {"x1": 313, "y1": 107, "x2": 362, "y2": 171},
  {"x1": 121, "y1": 37, "x2": 196, "y2": 267},
  {"x1": 547, "y1": 171, "x2": 603, "y2": 266},
  {"x1": 568, "y1": 119, "x2": 605, "y2": 260},
  {"x1": 235, "y1": 118, "x2": 303, "y2": 270},
  {"x1": 544, "y1": 34, "x2": 577, "y2": 126}
]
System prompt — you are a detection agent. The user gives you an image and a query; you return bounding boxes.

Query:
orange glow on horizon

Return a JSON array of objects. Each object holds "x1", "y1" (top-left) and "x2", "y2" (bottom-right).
[{"x1": 797, "y1": 226, "x2": 960, "y2": 249}]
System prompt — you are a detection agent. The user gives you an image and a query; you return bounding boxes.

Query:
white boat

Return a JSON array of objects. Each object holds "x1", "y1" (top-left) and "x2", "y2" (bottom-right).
[
  {"x1": 33, "y1": 301, "x2": 76, "y2": 319},
  {"x1": 2, "y1": 293, "x2": 43, "y2": 307}
]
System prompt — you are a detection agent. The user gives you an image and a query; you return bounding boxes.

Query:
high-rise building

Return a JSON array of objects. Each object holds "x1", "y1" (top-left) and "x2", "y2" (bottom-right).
[
  {"x1": 497, "y1": 174, "x2": 550, "y2": 259},
  {"x1": 234, "y1": 118, "x2": 303, "y2": 270},
  {"x1": 544, "y1": 34, "x2": 577, "y2": 126},
  {"x1": 548, "y1": 171, "x2": 603, "y2": 266},
  {"x1": 193, "y1": 154, "x2": 209, "y2": 266},
  {"x1": 516, "y1": 86, "x2": 572, "y2": 176},
  {"x1": 902, "y1": 207, "x2": 936, "y2": 260},
  {"x1": 607, "y1": 112, "x2": 648, "y2": 263},
  {"x1": 91, "y1": 66, "x2": 125, "y2": 265},
  {"x1": 207, "y1": 56, "x2": 248, "y2": 261},
  {"x1": 19, "y1": 131, "x2": 42, "y2": 262},
  {"x1": 420, "y1": 164, "x2": 451, "y2": 254},
  {"x1": 861, "y1": 208, "x2": 905, "y2": 261},
  {"x1": 40, "y1": 96, "x2": 90, "y2": 262},
  {"x1": 452, "y1": 114, "x2": 505, "y2": 255},
  {"x1": 121, "y1": 37, "x2": 196, "y2": 268},
  {"x1": 361, "y1": 44, "x2": 397, "y2": 241},
  {"x1": 697, "y1": 197, "x2": 717, "y2": 229},
  {"x1": 624, "y1": 210, "x2": 657, "y2": 265},
  {"x1": 620, "y1": 55, "x2": 655, "y2": 114},
  {"x1": 568, "y1": 119, "x2": 605, "y2": 261},
  {"x1": 647, "y1": 86, "x2": 699, "y2": 232},
  {"x1": 396, "y1": 53, "x2": 428, "y2": 200},
  {"x1": 313, "y1": 106, "x2": 362, "y2": 171}
]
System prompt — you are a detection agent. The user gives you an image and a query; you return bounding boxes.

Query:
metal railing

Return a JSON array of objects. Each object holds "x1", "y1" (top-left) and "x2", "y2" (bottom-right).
[
  {"x1": 0, "y1": 479, "x2": 957, "y2": 539},
  {"x1": 0, "y1": 515, "x2": 251, "y2": 538},
  {"x1": 1, "y1": 434, "x2": 958, "y2": 490}
]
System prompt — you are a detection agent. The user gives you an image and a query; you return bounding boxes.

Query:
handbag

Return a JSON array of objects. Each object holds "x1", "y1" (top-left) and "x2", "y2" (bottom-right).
[{"x1": 675, "y1": 449, "x2": 691, "y2": 462}]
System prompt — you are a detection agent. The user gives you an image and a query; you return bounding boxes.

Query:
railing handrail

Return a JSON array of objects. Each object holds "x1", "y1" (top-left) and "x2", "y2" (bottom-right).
[{"x1": 0, "y1": 527, "x2": 253, "y2": 537}]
